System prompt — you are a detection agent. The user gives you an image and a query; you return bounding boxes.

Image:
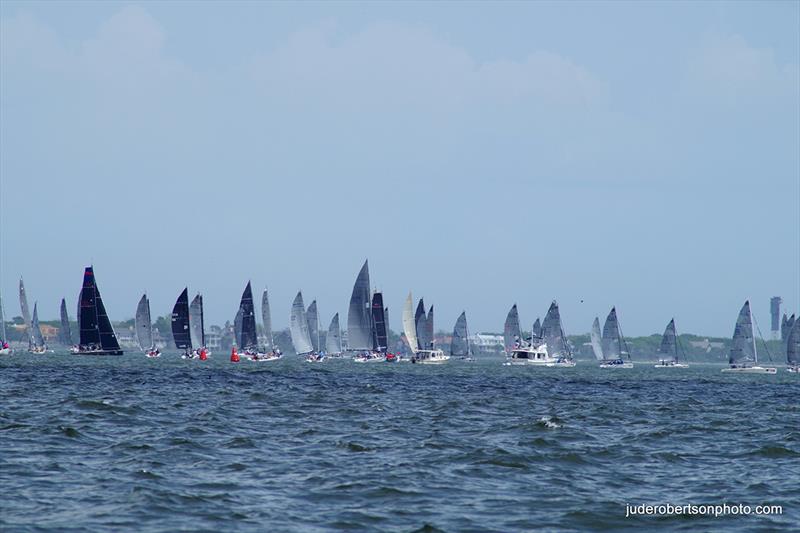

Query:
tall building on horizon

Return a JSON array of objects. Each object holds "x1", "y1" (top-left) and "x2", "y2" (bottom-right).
[{"x1": 770, "y1": 297, "x2": 782, "y2": 340}]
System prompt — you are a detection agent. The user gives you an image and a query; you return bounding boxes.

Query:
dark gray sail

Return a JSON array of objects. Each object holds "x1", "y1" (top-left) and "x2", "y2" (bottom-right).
[
  {"x1": 503, "y1": 304, "x2": 521, "y2": 352},
  {"x1": 189, "y1": 294, "x2": 205, "y2": 348},
  {"x1": 451, "y1": 311, "x2": 470, "y2": 357},
  {"x1": 541, "y1": 301, "x2": 567, "y2": 357},
  {"x1": 786, "y1": 317, "x2": 800, "y2": 365},
  {"x1": 307, "y1": 300, "x2": 320, "y2": 352},
  {"x1": 238, "y1": 282, "x2": 258, "y2": 350},
  {"x1": 234, "y1": 308, "x2": 243, "y2": 347},
  {"x1": 135, "y1": 294, "x2": 153, "y2": 350},
  {"x1": 658, "y1": 318, "x2": 678, "y2": 362},
  {"x1": 326, "y1": 313, "x2": 342, "y2": 354},
  {"x1": 78, "y1": 267, "x2": 122, "y2": 354},
  {"x1": 59, "y1": 298, "x2": 73, "y2": 346},
  {"x1": 19, "y1": 279, "x2": 33, "y2": 348},
  {"x1": 290, "y1": 291, "x2": 314, "y2": 355},
  {"x1": 371, "y1": 292, "x2": 388, "y2": 351},
  {"x1": 414, "y1": 299, "x2": 427, "y2": 350},
  {"x1": 601, "y1": 307, "x2": 622, "y2": 360},
  {"x1": 31, "y1": 303, "x2": 45, "y2": 348},
  {"x1": 730, "y1": 300, "x2": 756, "y2": 365},
  {"x1": 425, "y1": 305, "x2": 435, "y2": 349},
  {"x1": 171, "y1": 288, "x2": 191, "y2": 350},
  {"x1": 783, "y1": 314, "x2": 796, "y2": 342},
  {"x1": 347, "y1": 260, "x2": 373, "y2": 351},
  {"x1": 532, "y1": 318, "x2": 542, "y2": 339},
  {"x1": 261, "y1": 288, "x2": 273, "y2": 350},
  {"x1": 590, "y1": 317, "x2": 604, "y2": 360}
]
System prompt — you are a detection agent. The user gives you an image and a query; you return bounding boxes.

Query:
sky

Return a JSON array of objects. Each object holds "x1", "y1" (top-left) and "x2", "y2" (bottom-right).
[{"x1": 1, "y1": 1, "x2": 798, "y2": 337}]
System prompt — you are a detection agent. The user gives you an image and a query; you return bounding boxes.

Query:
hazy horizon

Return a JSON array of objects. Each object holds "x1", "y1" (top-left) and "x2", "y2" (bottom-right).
[{"x1": 1, "y1": 1, "x2": 798, "y2": 337}]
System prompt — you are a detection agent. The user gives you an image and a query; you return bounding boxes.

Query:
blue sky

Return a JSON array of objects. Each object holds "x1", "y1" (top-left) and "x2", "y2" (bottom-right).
[{"x1": 1, "y1": 1, "x2": 798, "y2": 337}]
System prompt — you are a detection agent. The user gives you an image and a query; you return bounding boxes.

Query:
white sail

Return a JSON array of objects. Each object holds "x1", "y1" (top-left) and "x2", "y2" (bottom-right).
[
  {"x1": 135, "y1": 294, "x2": 153, "y2": 350},
  {"x1": 590, "y1": 317, "x2": 604, "y2": 361},
  {"x1": 262, "y1": 288, "x2": 273, "y2": 350},
  {"x1": 290, "y1": 292, "x2": 314, "y2": 355},
  {"x1": 19, "y1": 279, "x2": 33, "y2": 347},
  {"x1": 189, "y1": 294, "x2": 204, "y2": 349},
  {"x1": 402, "y1": 292, "x2": 419, "y2": 355},
  {"x1": 307, "y1": 300, "x2": 320, "y2": 352},
  {"x1": 326, "y1": 313, "x2": 342, "y2": 354},
  {"x1": 0, "y1": 294, "x2": 6, "y2": 341}
]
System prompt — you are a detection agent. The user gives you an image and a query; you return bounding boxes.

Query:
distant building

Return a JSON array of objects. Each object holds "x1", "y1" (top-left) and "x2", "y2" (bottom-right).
[
  {"x1": 470, "y1": 333, "x2": 504, "y2": 354},
  {"x1": 689, "y1": 338, "x2": 725, "y2": 353}
]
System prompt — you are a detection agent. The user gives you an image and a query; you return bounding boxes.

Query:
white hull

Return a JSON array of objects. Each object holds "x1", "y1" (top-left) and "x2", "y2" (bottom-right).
[
  {"x1": 599, "y1": 362, "x2": 634, "y2": 369},
  {"x1": 722, "y1": 366, "x2": 777, "y2": 374},
  {"x1": 787, "y1": 366, "x2": 799, "y2": 373},
  {"x1": 246, "y1": 354, "x2": 282, "y2": 362},
  {"x1": 412, "y1": 349, "x2": 450, "y2": 364},
  {"x1": 353, "y1": 353, "x2": 383, "y2": 363},
  {"x1": 654, "y1": 362, "x2": 688, "y2": 368},
  {"x1": 0, "y1": 347, "x2": 11, "y2": 355},
  {"x1": 545, "y1": 360, "x2": 576, "y2": 368}
]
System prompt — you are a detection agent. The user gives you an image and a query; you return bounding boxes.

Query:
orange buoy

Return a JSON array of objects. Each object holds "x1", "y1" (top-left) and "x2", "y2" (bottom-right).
[{"x1": 230, "y1": 347, "x2": 240, "y2": 363}]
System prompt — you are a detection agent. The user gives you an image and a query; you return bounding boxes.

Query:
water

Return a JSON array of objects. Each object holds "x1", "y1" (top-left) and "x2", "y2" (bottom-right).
[{"x1": 2, "y1": 353, "x2": 798, "y2": 531}]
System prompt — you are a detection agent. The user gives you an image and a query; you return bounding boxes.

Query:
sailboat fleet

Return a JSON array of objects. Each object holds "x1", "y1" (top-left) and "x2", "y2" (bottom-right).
[{"x1": 0, "y1": 266, "x2": 797, "y2": 375}]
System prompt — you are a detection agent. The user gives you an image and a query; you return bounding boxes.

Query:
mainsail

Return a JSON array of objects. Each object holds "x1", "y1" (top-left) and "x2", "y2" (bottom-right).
[
  {"x1": 347, "y1": 260, "x2": 373, "y2": 351},
  {"x1": 532, "y1": 318, "x2": 542, "y2": 339},
  {"x1": 730, "y1": 300, "x2": 756, "y2": 365},
  {"x1": 135, "y1": 294, "x2": 153, "y2": 350},
  {"x1": 171, "y1": 288, "x2": 191, "y2": 350},
  {"x1": 31, "y1": 303, "x2": 45, "y2": 348},
  {"x1": 78, "y1": 267, "x2": 121, "y2": 353},
  {"x1": 590, "y1": 317, "x2": 604, "y2": 360},
  {"x1": 307, "y1": 300, "x2": 320, "y2": 352},
  {"x1": 239, "y1": 282, "x2": 258, "y2": 350},
  {"x1": 189, "y1": 294, "x2": 205, "y2": 349},
  {"x1": 59, "y1": 298, "x2": 73, "y2": 346},
  {"x1": 503, "y1": 304, "x2": 521, "y2": 352},
  {"x1": 786, "y1": 317, "x2": 800, "y2": 365},
  {"x1": 326, "y1": 313, "x2": 342, "y2": 354},
  {"x1": 425, "y1": 305, "x2": 435, "y2": 349},
  {"x1": 541, "y1": 301, "x2": 567, "y2": 357},
  {"x1": 402, "y1": 292, "x2": 419, "y2": 354},
  {"x1": 371, "y1": 292, "x2": 388, "y2": 351},
  {"x1": 415, "y1": 299, "x2": 427, "y2": 350},
  {"x1": 451, "y1": 311, "x2": 470, "y2": 357},
  {"x1": 0, "y1": 294, "x2": 7, "y2": 341},
  {"x1": 290, "y1": 291, "x2": 314, "y2": 355},
  {"x1": 261, "y1": 288, "x2": 273, "y2": 350},
  {"x1": 601, "y1": 307, "x2": 623, "y2": 360},
  {"x1": 658, "y1": 318, "x2": 678, "y2": 362},
  {"x1": 19, "y1": 279, "x2": 33, "y2": 348}
]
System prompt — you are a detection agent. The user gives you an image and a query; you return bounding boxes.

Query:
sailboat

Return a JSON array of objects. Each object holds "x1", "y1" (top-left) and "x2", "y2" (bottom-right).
[
  {"x1": 304, "y1": 299, "x2": 325, "y2": 362},
  {"x1": 540, "y1": 301, "x2": 576, "y2": 367},
  {"x1": 503, "y1": 303, "x2": 551, "y2": 365},
  {"x1": 189, "y1": 293, "x2": 209, "y2": 359},
  {"x1": 786, "y1": 316, "x2": 799, "y2": 373},
  {"x1": 59, "y1": 298, "x2": 77, "y2": 352},
  {"x1": 77, "y1": 266, "x2": 123, "y2": 355},
  {"x1": 261, "y1": 288, "x2": 282, "y2": 359},
  {"x1": 235, "y1": 281, "x2": 278, "y2": 362},
  {"x1": 654, "y1": 318, "x2": 688, "y2": 368},
  {"x1": 599, "y1": 307, "x2": 633, "y2": 368},
  {"x1": 347, "y1": 260, "x2": 393, "y2": 362},
  {"x1": 722, "y1": 300, "x2": 776, "y2": 374},
  {"x1": 402, "y1": 292, "x2": 449, "y2": 364},
  {"x1": 172, "y1": 288, "x2": 194, "y2": 358},
  {"x1": 325, "y1": 312, "x2": 343, "y2": 357},
  {"x1": 450, "y1": 311, "x2": 474, "y2": 362},
  {"x1": 136, "y1": 293, "x2": 160, "y2": 357},
  {"x1": 290, "y1": 291, "x2": 318, "y2": 361},
  {"x1": 19, "y1": 279, "x2": 46, "y2": 353},
  {"x1": 0, "y1": 294, "x2": 11, "y2": 355}
]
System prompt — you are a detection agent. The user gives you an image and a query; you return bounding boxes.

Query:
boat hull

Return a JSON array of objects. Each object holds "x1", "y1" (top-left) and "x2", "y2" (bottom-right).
[
  {"x1": 599, "y1": 362, "x2": 633, "y2": 369},
  {"x1": 654, "y1": 363, "x2": 689, "y2": 368},
  {"x1": 0, "y1": 348, "x2": 11, "y2": 355},
  {"x1": 787, "y1": 366, "x2": 799, "y2": 373},
  {"x1": 78, "y1": 350, "x2": 123, "y2": 356},
  {"x1": 721, "y1": 366, "x2": 777, "y2": 374}
]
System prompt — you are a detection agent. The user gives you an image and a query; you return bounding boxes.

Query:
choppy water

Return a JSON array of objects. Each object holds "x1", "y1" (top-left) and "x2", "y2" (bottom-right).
[{"x1": 1, "y1": 353, "x2": 799, "y2": 531}]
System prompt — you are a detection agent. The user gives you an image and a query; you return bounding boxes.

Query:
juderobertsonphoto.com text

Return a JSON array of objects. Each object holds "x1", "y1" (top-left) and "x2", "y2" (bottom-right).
[{"x1": 625, "y1": 503, "x2": 783, "y2": 518}]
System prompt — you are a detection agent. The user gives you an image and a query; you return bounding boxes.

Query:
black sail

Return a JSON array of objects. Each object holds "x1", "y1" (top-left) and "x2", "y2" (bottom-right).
[
  {"x1": 371, "y1": 292, "x2": 388, "y2": 351},
  {"x1": 79, "y1": 266, "x2": 121, "y2": 352},
  {"x1": 239, "y1": 281, "x2": 258, "y2": 350},
  {"x1": 415, "y1": 299, "x2": 427, "y2": 350},
  {"x1": 171, "y1": 288, "x2": 191, "y2": 350}
]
